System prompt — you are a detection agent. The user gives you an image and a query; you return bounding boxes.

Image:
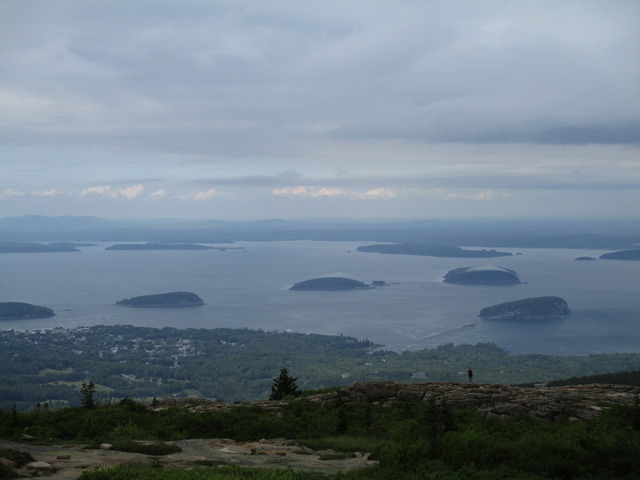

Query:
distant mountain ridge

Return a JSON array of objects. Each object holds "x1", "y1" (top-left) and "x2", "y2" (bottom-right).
[{"x1": 1, "y1": 215, "x2": 640, "y2": 248}]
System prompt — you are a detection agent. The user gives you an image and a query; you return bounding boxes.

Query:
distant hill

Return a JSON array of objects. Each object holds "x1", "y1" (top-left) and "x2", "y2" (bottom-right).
[
  {"x1": 0, "y1": 302, "x2": 55, "y2": 320},
  {"x1": 357, "y1": 243, "x2": 512, "y2": 258},
  {"x1": 599, "y1": 249, "x2": 640, "y2": 260},
  {"x1": 479, "y1": 296, "x2": 570, "y2": 320},
  {"x1": 116, "y1": 292, "x2": 204, "y2": 308},
  {"x1": 3, "y1": 215, "x2": 640, "y2": 248},
  {"x1": 443, "y1": 266, "x2": 521, "y2": 285},
  {"x1": 290, "y1": 277, "x2": 371, "y2": 291}
]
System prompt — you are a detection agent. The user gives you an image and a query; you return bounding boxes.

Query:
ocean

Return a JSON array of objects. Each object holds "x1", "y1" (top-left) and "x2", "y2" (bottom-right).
[{"x1": 1, "y1": 241, "x2": 639, "y2": 355}]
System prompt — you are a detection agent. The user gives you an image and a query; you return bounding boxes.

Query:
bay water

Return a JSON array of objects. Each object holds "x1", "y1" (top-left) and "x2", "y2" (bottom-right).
[{"x1": 1, "y1": 241, "x2": 639, "y2": 355}]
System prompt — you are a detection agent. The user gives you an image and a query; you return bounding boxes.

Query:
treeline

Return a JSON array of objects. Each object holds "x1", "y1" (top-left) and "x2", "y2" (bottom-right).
[
  {"x1": 548, "y1": 370, "x2": 640, "y2": 387},
  {"x1": 3, "y1": 325, "x2": 640, "y2": 411},
  {"x1": 2, "y1": 396, "x2": 640, "y2": 479}
]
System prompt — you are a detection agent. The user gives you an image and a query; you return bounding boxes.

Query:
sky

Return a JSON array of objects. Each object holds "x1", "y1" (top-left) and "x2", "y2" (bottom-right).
[{"x1": 1, "y1": 0, "x2": 639, "y2": 221}]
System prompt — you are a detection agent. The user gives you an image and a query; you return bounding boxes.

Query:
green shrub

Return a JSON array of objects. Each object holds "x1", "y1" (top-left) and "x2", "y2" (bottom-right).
[
  {"x1": 299, "y1": 435, "x2": 381, "y2": 453},
  {"x1": 110, "y1": 441, "x2": 182, "y2": 456}
]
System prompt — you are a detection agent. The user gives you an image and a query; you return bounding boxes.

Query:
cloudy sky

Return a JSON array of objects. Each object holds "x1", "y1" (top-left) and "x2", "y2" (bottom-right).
[{"x1": 1, "y1": 0, "x2": 639, "y2": 220}]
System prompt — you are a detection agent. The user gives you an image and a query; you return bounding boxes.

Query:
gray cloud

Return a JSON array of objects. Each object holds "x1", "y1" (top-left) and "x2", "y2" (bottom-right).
[
  {"x1": 2, "y1": 0, "x2": 639, "y2": 152},
  {"x1": 1, "y1": 0, "x2": 639, "y2": 220}
]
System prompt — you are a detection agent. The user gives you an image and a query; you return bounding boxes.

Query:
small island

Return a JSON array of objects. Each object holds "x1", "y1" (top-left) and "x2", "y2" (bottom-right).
[
  {"x1": 289, "y1": 277, "x2": 371, "y2": 291},
  {"x1": 116, "y1": 292, "x2": 204, "y2": 308},
  {"x1": 599, "y1": 249, "x2": 640, "y2": 261},
  {"x1": 357, "y1": 243, "x2": 512, "y2": 258},
  {"x1": 575, "y1": 256, "x2": 596, "y2": 261},
  {"x1": 443, "y1": 266, "x2": 521, "y2": 285},
  {"x1": 479, "y1": 296, "x2": 570, "y2": 320},
  {"x1": 0, "y1": 302, "x2": 55, "y2": 320}
]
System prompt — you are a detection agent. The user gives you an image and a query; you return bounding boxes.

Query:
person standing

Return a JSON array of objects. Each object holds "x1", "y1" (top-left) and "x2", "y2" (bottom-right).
[{"x1": 468, "y1": 367, "x2": 473, "y2": 383}]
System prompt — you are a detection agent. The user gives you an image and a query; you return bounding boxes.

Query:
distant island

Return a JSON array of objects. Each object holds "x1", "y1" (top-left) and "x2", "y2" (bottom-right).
[
  {"x1": 106, "y1": 243, "x2": 220, "y2": 251},
  {"x1": 479, "y1": 296, "x2": 570, "y2": 320},
  {"x1": 0, "y1": 302, "x2": 55, "y2": 320},
  {"x1": 575, "y1": 256, "x2": 596, "y2": 261},
  {"x1": 357, "y1": 243, "x2": 513, "y2": 258},
  {"x1": 116, "y1": 292, "x2": 204, "y2": 308},
  {"x1": 0, "y1": 242, "x2": 80, "y2": 253},
  {"x1": 443, "y1": 266, "x2": 521, "y2": 285},
  {"x1": 599, "y1": 249, "x2": 640, "y2": 261},
  {"x1": 290, "y1": 277, "x2": 372, "y2": 291}
]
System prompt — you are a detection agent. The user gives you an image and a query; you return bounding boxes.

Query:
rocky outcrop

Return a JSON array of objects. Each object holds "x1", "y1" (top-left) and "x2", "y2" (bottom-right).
[
  {"x1": 308, "y1": 381, "x2": 638, "y2": 421},
  {"x1": 150, "y1": 381, "x2": 638, "y2": 422}
]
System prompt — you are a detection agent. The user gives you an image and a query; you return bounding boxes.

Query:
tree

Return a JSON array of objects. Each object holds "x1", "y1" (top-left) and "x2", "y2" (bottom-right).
[
  {"x1": 80, "y1": 381, "x2": 96, "y2": 409},
  {"x1": 269, "y1": 368, "x2": 299, "y2": 400}
]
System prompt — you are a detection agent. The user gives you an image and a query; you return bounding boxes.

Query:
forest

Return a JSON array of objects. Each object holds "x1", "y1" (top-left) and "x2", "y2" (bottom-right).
[{"x1": 3, "y1": 325, "x2": 640, "y2": 412}]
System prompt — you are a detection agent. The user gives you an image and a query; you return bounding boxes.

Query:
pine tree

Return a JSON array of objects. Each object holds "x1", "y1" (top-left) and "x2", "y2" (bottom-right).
[
  {"x1": 269, "y1": 368, "x2": 299, "y2": 400},
  {"x1": 80, "y1": 381, "x2": 96, "y2": 409}
]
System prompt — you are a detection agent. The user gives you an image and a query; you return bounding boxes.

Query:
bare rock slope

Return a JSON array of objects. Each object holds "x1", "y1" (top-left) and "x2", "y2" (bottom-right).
[{"x1": 309, "y1": 381, "x2": 638, "y2": 421}]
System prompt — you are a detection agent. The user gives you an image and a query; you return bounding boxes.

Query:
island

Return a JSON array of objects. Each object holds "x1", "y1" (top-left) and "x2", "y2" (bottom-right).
[
  {"x1": 106, "y1": 243, "x2": 217, "y2": 251},
  {"x1": 0, "y1": 302, "x2": 55, "y2": 320},
  {"x1": 0, "y1": 242, "x2": 80, "y2": 253},
  {"x1": 575, "y1": 256, "x2": 596, "y2": 261},
  {"x1": 357, "y1": 243, "x2": 513, "y2": 258},
  {"x1": 116, "y1": 292, "x2": 204, "y2": 308},
  {"x1": 443, "y1": 266, "x2": 521, "y2": 285},
  {"x1": 599, "y1": 249, "x2": 640, "y2": 261},
  {"x1": 289, "y1": 277, "x2": 371, "y2": 291},
  {"x1": 479, "y1": 296, "x2": 570, "y2": 320}
]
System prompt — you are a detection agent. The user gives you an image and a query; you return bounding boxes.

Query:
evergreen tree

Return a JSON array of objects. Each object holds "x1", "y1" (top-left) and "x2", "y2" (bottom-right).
[
  {"x1": 80, "y1": 381, "x2": 96, "y2": 409},
  {"x1": 269, "y1": 368, "x2": 299, "y2": 400}
]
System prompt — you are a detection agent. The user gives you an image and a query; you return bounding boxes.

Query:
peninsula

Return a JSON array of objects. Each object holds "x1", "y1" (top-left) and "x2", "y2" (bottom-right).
[
  {"x1": 443, "y1": 266, "x2": 521, "y2": 285},
  {"x1": 599, "y1": 249, "x2": 640, "y2": 261},
  {"x1": 289, "y1": 277, "x2": 371, "y2": 291},
  {"x1": 116, "y1": 292, "x2": 204, "y2": 308},
  {"x1": 357, "y1": 243, "x2": 512, "y2": 258},
  {"x1": 0, "y1": 242, "x2": 80, "y2": 253},
  {"x1": 479, "y1": 296, "x2": 570, "y2": 320},
  {"x1": 0, "y1": 302, "x2": 55, "y2": 320}
]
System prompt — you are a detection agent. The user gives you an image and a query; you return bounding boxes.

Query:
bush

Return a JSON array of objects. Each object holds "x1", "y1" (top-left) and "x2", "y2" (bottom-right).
[{"x1": 110, "y1": 441, "x2": 182, "y2": 456}]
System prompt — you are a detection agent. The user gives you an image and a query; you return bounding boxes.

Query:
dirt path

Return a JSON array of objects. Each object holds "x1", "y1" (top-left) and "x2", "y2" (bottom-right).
[{"x1": 0, "y1": 438, "x2": 375, "y2": 479}]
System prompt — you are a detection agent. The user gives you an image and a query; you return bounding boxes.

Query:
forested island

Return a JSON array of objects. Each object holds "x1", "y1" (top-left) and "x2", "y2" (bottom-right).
[
  {"x1": 106, "y1": 243, "x2": 217, "y2": 251},
  {"x1": 0, "y1": 302, "x2": 55, "y2": 320},
  {"x1": 599, "y1": 249, "x2": 640, "y2": 260},
  {"x1": 357, "y1": 243, "x2": 513, "y2": 258},
  {"x1": 289, "y1": 277, "x2": 371, "y2": 291},
  {"x1": 443, "y1": 266, "x2": 521, "y2": 285},
  {"x1": 575, "y1": 256, "x2": 596, "y2": 261},
  {"x1": 0, "y1": 242, "x2": 80, "y2": 253},
  {"x1": 116, "y1": 292, "x2": 204, "y2": 307},
  {"x1": 479, "y1": 296, "x2": 570, "y2": 320}
]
